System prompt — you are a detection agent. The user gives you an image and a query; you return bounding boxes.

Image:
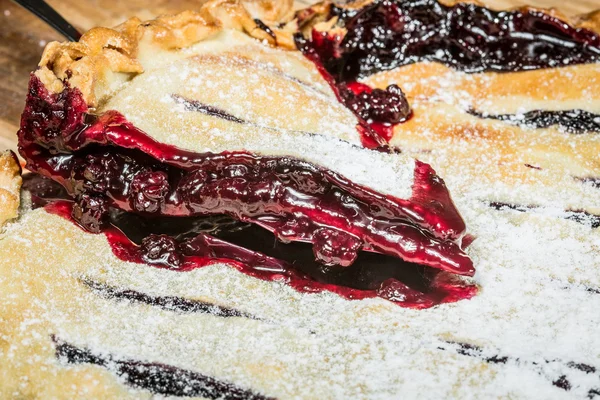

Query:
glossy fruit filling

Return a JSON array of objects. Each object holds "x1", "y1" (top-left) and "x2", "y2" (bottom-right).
[
  {"x1": 296, "y1": 31, "x2": 412, "y2": 148},
  {"x1": 295, "y1": 0, "x2": 600, "y2": 141},
  {"x1": 26, "y1": 173, "x2": 477, "y2": 309},
  {"x1": 297, "y1": 0, "x2": 600, "y2": 81},
  {"x1": 18, "y1": 76, "x2": 476, "y2": 308}
]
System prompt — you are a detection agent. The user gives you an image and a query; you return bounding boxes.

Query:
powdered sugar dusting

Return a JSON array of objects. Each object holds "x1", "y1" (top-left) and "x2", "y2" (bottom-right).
[
  {"x1": 104, "y1": 44, "x2": 418, "y2": 200},
  {"x1": 1, "y1": 185, "x2": 599, "y2": 398},
  {"x1": 2, "y1": 25, "x2": 600, "y2": 400}
]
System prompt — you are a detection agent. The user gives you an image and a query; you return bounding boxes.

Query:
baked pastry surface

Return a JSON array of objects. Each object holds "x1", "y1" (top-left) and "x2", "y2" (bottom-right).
[{"x1": 2, "y1": 0, "x2": 600, "y2": 399}]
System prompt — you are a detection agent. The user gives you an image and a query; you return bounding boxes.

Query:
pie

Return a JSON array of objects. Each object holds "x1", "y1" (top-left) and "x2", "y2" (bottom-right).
[{"x1": 1, "y1": 0, "x2": 599, "y2": 398}]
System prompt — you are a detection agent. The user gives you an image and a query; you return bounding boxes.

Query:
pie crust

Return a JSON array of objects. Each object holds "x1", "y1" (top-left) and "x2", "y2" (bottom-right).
[
  {"x1": 3, "y1": 0, "x2": 600, "y2": 398},
  {"x1": 35, "y1": 0, "x2": 300, "y2": 107},
  {"x1": 0, "y1": 151, "x2": 21, "y2": 229}
]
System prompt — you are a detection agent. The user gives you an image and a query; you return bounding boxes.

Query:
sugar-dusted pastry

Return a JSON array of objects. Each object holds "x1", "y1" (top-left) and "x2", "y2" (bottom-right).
[{"x1": 1, "y1": 0, "x2": 599, "y2": 398}]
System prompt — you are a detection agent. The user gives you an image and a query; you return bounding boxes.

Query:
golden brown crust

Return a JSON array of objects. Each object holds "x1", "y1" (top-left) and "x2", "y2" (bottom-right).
[
  {"x1": 289, "y1": 0, "x2": 600, "y2": 215},
  {"x1": 364, "y1": 62, "x2": 600, "y2": 114},
  {"x1": 387, "y1": 102, "x2": 600, "y2": 212},
  {"x1": 37, "y1": 0, "x2": 600, "y2": 108},
  {"x1": 35, "y1": 0, "x2": 297, "y2": 107},
  {"x1": 0, "y1": 151, "x2": 22, "y2": 229},
  {"x1": 240, "y1": 0, "x2": 295, "y2": 23},
  {"x1": 7, "y1": 1, "x2": 600, "y2": 397},
  {"x1": 573, "y1": 9, "x2": 600, "y2": 32}
]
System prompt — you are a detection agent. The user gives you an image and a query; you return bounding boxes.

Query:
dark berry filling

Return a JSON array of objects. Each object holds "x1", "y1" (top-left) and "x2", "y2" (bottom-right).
[
  {"x1": 576, "y1": 177, "x2": 600, "y2": 189},
  {"x1": 81, "y1": 279, "x2": 258, "y2": 319},
  {"x1": 37, "y1": 192, "x2": 476, "y2": 309},
  {"x1": 297, "y1": 0, "x2": 600, "y2": 82},
  {"x1": 18, "y1": 74, "x2": 476, "y2": 308},
  {"x1": 71, "y1": 193, "x2": 109, "y2": 233},
  {"x1": 439, "y1": 341, "x2": 600, "y2": 394},
  {"x1": 53, "y1": 336, "x2": 272, "y2": 399},
  {"x1": 345, "y1": 83, "x2": 410, "y2": 125},
  {"x1": 296, "y1": 31, "x2": 411, "y2": 147},
  {"x1": 107, "y1": 205, "x2": 472, "y2": 305},
  {"x1": 468, "y1": 109, "x2": 600, "y2": 134},
  {"x1": 22, "y1": 141, "x2": 472, "y2": 274},
  {"x1": 19, "y1": 76, "x2": 473, "y2": 276},
  {"x1": 553, "y1": 376, "x2": 572, "y2": 391},
  {"x1": 172, "y1": 94, "x2": 246, "y2": 124},
  {"x1": 294, "y1": 0, "x2": 600, "y2": 144},
  {"x1": 253, "y1": 18, "x2": 276, "y2": 41}
]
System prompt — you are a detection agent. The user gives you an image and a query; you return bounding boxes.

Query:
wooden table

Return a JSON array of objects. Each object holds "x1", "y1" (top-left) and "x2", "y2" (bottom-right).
[{"x1": 1, "y1": 0, "x2": 599, "y2": 152}]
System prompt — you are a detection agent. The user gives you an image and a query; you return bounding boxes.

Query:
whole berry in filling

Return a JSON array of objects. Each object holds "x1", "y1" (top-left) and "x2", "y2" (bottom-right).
[
  {"x1": 71, "y1": 194, "x2": 108, "y2": 233},
  {"x1": 130, "y1": 171, "x2": 170, "y2": 213},
  {"x1": 80, "y1": 153, "x2": 124, "y2": 193},
  {"x1": 140, "y1": 234, "x2": 182, "y2": 268},
  {"x1": 344, "y1": 84, "x2": 411, "y2": 124},
  {"x1": 313, "y1": 228, "x2": 363, "y2": 267}
]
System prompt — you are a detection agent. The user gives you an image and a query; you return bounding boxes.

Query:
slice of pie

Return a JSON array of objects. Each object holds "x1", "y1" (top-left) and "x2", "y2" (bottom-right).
[{"x1": 1, "y1": 0, "x2": 599, "y2": 398}]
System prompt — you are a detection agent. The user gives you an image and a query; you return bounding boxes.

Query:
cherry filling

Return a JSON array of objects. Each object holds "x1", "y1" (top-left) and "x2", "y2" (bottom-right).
[
  {"x1": 294, "y1": 0, "x2": 600, "y2": 142},
  {"x1": 296, "y1": 31, "x2": 412, "y2": 147},
  {"x1": 28, "y1": 178, "x2": 476, "y2": 309},
  {"x1": 19, "y1": 76, "x2": 473, "y2": 273},
  {"x1": 18, "y1": 76, "x2": 476, "y2": 308},
  {"x1": 297, "y1": 0, "x2": 600, "y2": 81}
]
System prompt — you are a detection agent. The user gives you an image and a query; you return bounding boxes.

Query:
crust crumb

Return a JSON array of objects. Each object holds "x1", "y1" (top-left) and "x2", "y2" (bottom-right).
[{"x1": 0, "y1": 151, "x2": 22, "y2": 229}]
